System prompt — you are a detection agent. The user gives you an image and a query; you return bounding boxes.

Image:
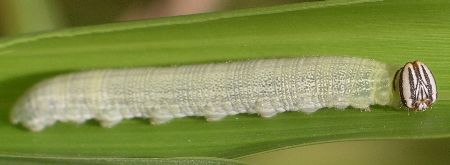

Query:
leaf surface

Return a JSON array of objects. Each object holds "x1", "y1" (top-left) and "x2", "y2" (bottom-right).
[{"x1": 0, "y1": 0, "x2": 448, "y2": 162}]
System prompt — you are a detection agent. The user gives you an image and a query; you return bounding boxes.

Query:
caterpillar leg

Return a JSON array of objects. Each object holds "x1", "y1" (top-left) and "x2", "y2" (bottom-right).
[
  {"x1": 99, "y1": 118, "x2": 122, "y2": 128},
  {"x1": 202, "y1": 104, "x2": 228, "y2": 121},
  {"x1": 205, "y1": 115, "x2": 226, "y2": 121},
  {"x1": 23, "y1": 119, "x2": 49, "y2": 132},
  {"x1": 150, "y1": 116, "x2": 174, "y2": 125},
  {"x1": 255, "y1": 102, "x2": 278, "y2": 118},
  {"x1": 352, "y1": 104, "x2": 371, "y2": 112}
]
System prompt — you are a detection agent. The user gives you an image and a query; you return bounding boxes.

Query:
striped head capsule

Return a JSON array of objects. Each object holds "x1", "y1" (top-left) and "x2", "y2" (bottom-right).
[{"x1": 397, "y1": 60, "x2": 437, "y2": 111}]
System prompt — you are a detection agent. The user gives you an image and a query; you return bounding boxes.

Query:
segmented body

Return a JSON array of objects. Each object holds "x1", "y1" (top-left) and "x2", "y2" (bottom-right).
[{"x1": 11, "y1": 56, "x2": 394, "y2": 131}]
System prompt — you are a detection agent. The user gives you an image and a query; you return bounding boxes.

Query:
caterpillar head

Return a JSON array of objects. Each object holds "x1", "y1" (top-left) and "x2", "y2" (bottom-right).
[{"x1": 395, "y1": 60, "x2": 437, "y2": 111}]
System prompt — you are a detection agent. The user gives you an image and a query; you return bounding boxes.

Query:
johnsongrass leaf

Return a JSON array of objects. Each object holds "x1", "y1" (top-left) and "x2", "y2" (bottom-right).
[
  {"x1": 0, "y1": 154, "x2": 245, "y2": 165},
  {"x1": 237, "y1": 138, "x2": 450, "y2": 164},
  {"x1": 0, "y1": 0, "x2": 449, "y2": 163}
]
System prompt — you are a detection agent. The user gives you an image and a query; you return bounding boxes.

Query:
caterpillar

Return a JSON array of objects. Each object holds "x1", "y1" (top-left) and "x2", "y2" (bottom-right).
[{"x1": 10, "y1": 56, "x2": 437, "y2": 132}]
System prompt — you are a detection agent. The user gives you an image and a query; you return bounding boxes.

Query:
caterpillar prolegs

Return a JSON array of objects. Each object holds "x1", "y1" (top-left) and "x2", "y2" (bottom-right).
[{"x1": 10, "y1": 56, "x2": 437, "y2": 131}]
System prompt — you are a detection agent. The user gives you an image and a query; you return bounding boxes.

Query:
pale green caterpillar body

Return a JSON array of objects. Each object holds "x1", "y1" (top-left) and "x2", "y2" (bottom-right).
[{"x1": 12, "y1": 56, "x2": 433, "y2": 132}]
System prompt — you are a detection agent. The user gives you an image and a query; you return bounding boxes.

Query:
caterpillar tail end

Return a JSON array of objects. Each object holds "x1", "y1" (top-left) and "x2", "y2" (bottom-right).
[
  {"x1": 10, "y1": 113, "x2": 50, "y2": 132},
  {"x1": 10, "y1": 97, "x2": 54, "y2": 132}
]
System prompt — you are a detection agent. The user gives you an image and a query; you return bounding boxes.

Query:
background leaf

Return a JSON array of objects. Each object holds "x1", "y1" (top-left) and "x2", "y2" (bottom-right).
[
  {"x1": 0, "y1": 0, "x2": 449, "y2": 163},
  {"x1": 0, "y1": 155, "x2": 245, "y2": 165}
]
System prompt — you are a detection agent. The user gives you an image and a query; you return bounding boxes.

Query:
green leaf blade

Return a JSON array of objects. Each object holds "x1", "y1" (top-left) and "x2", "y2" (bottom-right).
[{"x1": 0, "y1": 0, "x2": 449, "y2": 161}]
